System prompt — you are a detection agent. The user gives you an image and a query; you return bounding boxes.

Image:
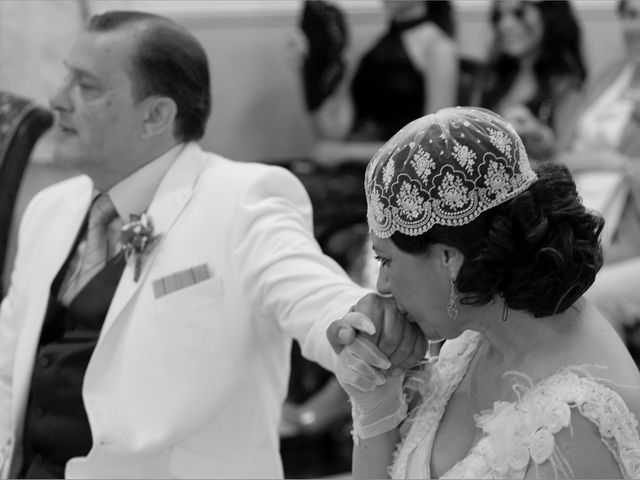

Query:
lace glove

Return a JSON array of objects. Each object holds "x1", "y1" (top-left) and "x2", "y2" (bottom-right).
[{"x1": 336, "y1": 335, "x2": 407, "y2": 441}]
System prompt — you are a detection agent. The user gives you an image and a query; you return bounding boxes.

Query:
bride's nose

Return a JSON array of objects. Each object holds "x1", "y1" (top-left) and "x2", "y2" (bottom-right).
[{"x1": 376, "y1": 267, "x2": 391, "y2": 295}]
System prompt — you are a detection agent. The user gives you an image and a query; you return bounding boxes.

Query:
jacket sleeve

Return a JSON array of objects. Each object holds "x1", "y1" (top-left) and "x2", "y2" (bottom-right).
[{"x1": 231, "y1": 165, "x2": 370, "y2": 372}]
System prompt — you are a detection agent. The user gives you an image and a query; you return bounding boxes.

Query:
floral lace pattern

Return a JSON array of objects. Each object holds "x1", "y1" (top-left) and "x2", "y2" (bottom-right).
[
  {"x1": 365, "y1": 107, "x2": 537, "y2": 239},
  {"x1": 390, "y1": 331, "x2": 640, "y2": 479}
]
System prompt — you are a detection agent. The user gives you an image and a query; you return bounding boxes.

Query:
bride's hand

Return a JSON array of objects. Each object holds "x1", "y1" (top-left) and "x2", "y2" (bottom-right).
[
  {"x1": 335, "y1": 335, "x2": 407, "y2": 440},
  {"x1": 327, "y1": 293, "x2": 428, "y2": 374}
]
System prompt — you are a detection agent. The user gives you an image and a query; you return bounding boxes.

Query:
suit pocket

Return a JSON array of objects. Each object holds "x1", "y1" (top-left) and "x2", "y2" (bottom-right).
[{"x1": 153, "y1": 275, "x2": 224, "y2": 317}]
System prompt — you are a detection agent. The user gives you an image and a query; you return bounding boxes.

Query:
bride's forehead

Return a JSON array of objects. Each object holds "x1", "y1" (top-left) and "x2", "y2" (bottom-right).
[{"x1": 370, "y1": 234, "x2": 386, "y2": 248}]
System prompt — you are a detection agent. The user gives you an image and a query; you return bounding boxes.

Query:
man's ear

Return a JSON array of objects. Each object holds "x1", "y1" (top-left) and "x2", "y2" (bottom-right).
[{"x1": 141, "y1": 96, "x2": 177, "y2": 138}]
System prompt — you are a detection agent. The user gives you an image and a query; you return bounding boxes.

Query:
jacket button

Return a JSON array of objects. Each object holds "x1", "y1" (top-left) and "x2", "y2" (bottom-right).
[{"x1": 39, "y1": 356, "x2": 51, "y2": 368}]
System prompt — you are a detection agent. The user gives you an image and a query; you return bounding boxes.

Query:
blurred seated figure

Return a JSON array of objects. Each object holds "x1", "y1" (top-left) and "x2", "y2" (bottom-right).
[
  {"x1": 470, "y1": 0, "x2": 586, "y2": 164},
  {"x1": 296, "y1": 0, "x2": 458, "y2": 165},
  {"x1": 557, "y1": 0, "x2": 640, "y2": 348}
]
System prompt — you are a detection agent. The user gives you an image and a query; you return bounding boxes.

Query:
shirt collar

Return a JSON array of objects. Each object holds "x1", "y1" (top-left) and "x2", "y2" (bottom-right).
[{"x1": 106, "y1": 143, "x2": 185, "y2": 222}]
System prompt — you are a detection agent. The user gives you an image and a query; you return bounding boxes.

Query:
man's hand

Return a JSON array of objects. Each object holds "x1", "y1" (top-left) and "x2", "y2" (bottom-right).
[{"x1": 327, "y1": 293, "x2": 428, "y2": 375}]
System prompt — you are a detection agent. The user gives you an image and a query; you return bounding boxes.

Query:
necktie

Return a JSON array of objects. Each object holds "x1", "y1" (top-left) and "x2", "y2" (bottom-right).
[{"x1": 59, "y1": 194, "x2": 119, "y2": 304}]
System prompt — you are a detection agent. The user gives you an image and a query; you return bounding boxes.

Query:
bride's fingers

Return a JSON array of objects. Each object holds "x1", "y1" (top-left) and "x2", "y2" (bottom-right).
[
  {"x1": 348, "y1": 336, "x2": 391, "y2": 371},
  {"x1": 337, "y1": 348, "x2": 386, "y2": 392},
  {"x1": 326, "y1": 312, "x2": 377, "y2": 353}
]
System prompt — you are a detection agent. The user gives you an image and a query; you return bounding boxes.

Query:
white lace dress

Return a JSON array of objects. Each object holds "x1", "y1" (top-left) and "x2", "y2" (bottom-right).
[{"x1": 390, "y1": 330, "x2": 640, "y2": 479}]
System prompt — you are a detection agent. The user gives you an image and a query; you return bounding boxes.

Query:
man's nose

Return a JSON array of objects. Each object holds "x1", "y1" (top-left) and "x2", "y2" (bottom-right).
[{"x1": 49, "y1": 81, "x2": 72, "y2": 113}]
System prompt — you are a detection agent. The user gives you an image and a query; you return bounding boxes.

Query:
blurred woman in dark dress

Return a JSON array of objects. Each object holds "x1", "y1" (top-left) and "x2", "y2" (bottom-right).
[
  {"x1": 299, "y1": 0, "x2": 459, "y2": 164},
  {"x1": 471, "y1": 0, "x2": 587, "y2": 162}
]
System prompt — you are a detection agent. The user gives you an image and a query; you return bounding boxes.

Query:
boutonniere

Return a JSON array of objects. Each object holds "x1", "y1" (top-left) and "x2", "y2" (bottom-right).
[{"x1": 121, "y1": 213, "x2": 162, "y2": 282}]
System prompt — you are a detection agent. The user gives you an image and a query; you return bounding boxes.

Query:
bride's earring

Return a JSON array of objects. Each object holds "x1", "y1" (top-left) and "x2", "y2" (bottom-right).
[
  {"x1": 502, "y1": 302, "x2": 509, "y2": 322},
  {"x1": 447, "y1": 275, "x2": 458, "y2": 322}
]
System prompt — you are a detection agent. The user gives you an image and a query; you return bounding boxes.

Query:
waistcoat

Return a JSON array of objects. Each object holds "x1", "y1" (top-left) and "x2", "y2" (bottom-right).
[{"x1": 19, "y1": 253, "x2": 125, "y2": 478}]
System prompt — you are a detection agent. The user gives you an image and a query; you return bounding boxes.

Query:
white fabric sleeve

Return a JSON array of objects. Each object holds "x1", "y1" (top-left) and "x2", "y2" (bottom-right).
[{"x1": 231, "y1": 165, "x2": 369, "y2": 372}]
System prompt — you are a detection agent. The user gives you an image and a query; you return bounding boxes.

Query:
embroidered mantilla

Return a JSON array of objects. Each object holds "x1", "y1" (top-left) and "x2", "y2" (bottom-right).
[{"x1": 365, "y1": 108, "x2": 537, "y2": 239}]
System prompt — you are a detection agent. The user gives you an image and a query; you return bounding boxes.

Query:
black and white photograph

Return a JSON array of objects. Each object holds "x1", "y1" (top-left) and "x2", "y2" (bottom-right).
[{"x1": 0, "y1": 1, "x2": 639, "y2": 478}]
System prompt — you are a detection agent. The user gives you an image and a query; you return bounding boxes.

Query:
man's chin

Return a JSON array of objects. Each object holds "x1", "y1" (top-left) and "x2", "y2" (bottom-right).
[{"x1": 51, "y1": 143, "x2": 83, "y2": 170}]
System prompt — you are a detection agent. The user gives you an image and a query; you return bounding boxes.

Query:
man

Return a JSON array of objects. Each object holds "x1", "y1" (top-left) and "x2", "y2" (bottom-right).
[{"x1": 0, "y1": 10, "x2": 424, "y2": 479}]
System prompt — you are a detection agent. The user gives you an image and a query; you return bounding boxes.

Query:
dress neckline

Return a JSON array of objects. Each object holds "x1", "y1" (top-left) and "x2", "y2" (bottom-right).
[{"x1": 391, "y1": 331, "x2": 640, "y2": 479}]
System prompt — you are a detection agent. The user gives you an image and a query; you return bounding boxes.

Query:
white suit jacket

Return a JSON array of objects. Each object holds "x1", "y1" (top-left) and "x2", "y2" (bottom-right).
[{"x1": 0, "y1": 143, "x2": 368, "y2": 478}]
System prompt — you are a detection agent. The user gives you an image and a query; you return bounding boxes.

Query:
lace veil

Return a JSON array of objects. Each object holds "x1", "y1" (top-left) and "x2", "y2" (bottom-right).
[{"x1": 365, "y1": 107, "x2": 538, "y2": 238}]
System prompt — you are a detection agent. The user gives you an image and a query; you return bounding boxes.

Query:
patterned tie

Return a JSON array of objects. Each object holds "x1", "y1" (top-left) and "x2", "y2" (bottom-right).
[{"x1": 59, "y1": 194, "x2": 119, "y2": 304}]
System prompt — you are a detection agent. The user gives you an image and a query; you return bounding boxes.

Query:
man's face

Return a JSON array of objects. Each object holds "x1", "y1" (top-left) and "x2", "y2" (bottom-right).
[{"x1": 50, "y1": 29, "x2": 147, "y2": 180}]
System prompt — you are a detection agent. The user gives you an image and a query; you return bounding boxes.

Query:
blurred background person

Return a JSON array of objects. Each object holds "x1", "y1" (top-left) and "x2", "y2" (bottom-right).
[
  {"x1": 296, "y1": 0, "x2": 459, "y2": 165},
  {"x1": 471, "y1": 0, "x2": 587, "y2": 163},
  {"x1": 556, "y1": 0, "x2": 640, "y2": 358}
]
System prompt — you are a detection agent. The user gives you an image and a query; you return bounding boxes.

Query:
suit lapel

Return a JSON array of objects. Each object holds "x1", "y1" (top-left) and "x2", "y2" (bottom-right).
[{"x1": 100, "y1": 143, "x2": 207, "y2": 336}]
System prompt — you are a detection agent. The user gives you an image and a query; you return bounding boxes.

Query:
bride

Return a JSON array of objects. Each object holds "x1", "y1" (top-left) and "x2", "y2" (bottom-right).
[{"x1": 332, "y1": 107, "x2": 640, "y2": 478}]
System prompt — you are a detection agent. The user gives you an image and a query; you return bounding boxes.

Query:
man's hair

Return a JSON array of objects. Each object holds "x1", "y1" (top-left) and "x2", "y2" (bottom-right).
[{"x1": 88, "y1": 10, "x2": 211, "y2": 142}]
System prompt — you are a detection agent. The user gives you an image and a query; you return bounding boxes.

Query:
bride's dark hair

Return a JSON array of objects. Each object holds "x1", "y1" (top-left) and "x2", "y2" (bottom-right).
[{"x1": 391, "y1": 164, "x2": 604, "y2": 317}]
